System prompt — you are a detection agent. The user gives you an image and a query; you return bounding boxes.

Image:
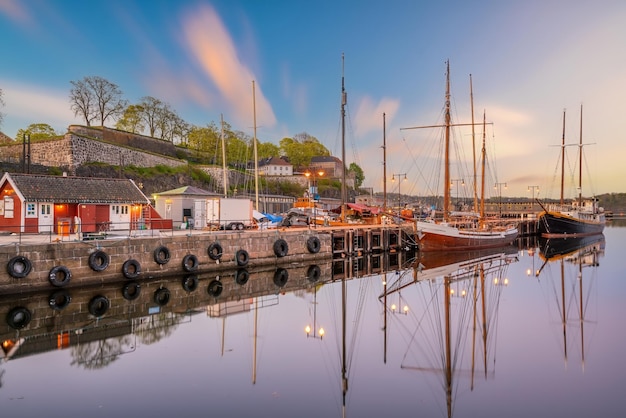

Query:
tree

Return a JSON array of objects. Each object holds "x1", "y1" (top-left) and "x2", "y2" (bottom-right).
[
  {"x1": 279, "y1": 133, "x2": 330, "y2": 168},
  {"x1": 69, "y1": 76, "x2": 127, "y2": 127},
  {"x1": 348, "y1": 162, "x2": 365, "y2": 188},
  {"x1": 116, "y1": 104, "x2": 145, "y2": 134},
  {"x1": 257, "y1": 141, "x2": 280, "y2": 159},
  {"x1": 15, "y1": 123, "x2": 58, "y2": 141}
]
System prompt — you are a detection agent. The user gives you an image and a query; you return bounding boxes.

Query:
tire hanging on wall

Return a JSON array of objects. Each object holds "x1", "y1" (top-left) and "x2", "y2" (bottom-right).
[
  {"x1": 235, "y1": 249, "x2": 249, "y2": 267},
  {"x1": 306, "y1": 236, "x2": 321, "y2": 254},
  {"x1": 88, "y1": 295, "x2": 110, "y2": 317},
  {"x1": 48, "y1": 266, "x2": 71, "y2": 287},
  {"x1": 182, "y1": 254, "x2": 199, "y2": 272},
  {"x1": 6, "y1": 306, "x2": 32, "y2": 330},
  {"x1": 154, "y1": 246, "x2": 171, "y2": 265},
  {"x1": 273, "y1": 239, "x2": 289, "y2": 257},
  {"x1": 7, "y1": 255, "x2": 32, "y2": 279},
  {"x1": 88, "y1": 250, "x2": 110, "y2": 272},
  {"x1": 122, "y1": 259, "x2": 141, "y2": 279},
  {"x1": 208, "y1": 242, "x2": 223, "y2": 260}
]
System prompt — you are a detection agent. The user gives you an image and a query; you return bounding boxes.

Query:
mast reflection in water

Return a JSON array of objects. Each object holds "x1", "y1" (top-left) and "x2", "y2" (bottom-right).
[{"x1": 1, "y1": 228, "x2": 625, "y2": 418}]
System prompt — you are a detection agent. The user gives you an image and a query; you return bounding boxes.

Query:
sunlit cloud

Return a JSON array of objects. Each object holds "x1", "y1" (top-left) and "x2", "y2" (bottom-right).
[
  {"x1": 354, "y1": 96, "x2": 400, "y2": 138},
  {"x1": 0, "y1": 0, "x2": 31, "y2": 25},
  {"x1": 181, "y1": 4, "x2": 276, "y2": 129}
]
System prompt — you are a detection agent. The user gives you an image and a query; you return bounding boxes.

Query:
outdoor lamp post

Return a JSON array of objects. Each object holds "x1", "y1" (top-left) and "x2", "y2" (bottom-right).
[
  {"x1": 305, "y1": 170, "x2": 324, "y2": 228},
  {"x1": 528, "y1": 185, "x2": 539, "y2": 211},
  {"x1": 494, "y1": 182, "x2": 507, "y2": 217},
  {"x1": 450, "y1": 178, "x2": 465, "y2": 210},
  {"x1": 391, "y1": 173, "x2": 407, "y2": 214}
]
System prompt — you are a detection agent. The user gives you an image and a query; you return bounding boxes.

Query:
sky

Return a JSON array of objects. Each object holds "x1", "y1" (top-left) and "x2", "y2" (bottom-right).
[{"x1": 1, "y1": 0, "x2": 625, "y2": 199}]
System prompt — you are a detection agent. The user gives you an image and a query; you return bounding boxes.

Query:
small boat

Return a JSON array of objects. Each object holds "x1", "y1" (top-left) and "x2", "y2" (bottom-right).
[
  {"x1": 537, "y1": 106, "x2": 606, "y2": 238},
  {"x1": 403, "y1": 61, "x2": 518, "y2": 252}
]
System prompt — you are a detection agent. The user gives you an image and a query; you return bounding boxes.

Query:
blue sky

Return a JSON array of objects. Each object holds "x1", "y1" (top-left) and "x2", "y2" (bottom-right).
[{"x1": 1, "y1": 0, "x2": 624, "y2": 198}]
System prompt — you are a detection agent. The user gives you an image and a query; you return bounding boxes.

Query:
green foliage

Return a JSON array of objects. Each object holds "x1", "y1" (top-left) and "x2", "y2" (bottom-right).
[
  {"x1": 348, "y1": 162, "x2": 365, "y2": 188},
  {"x1": 279, "y1": 133, "x2": 330, "y2": 168},
  {"x1": 15, "y1": 123, "x2": 58, "y2": 141},
  {"x1": 116, "y1": 104, "x2": 145, "y2": 133}
]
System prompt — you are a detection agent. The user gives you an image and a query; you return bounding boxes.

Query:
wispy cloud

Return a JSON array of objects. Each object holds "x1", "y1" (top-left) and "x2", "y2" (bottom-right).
[
  {"x1": 180, "y1": 4, "x2": 276, "y2": 129},
  {"x1": 354, "y1": 96, "x2": 400, "y2": 138},
  {"x1": 0, "y1": 0, "x2": 32, "y2": 25}
]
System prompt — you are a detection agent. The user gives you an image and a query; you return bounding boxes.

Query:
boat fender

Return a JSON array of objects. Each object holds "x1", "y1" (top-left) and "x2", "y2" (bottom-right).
[
  {"x1": 122, "y1": 259, "x2": 141, "y2": 279},
  {"x1": 182, "y1": 275, "x2": 198, "y2": 292},
  {"x1": 182, "y1": 254, "x2": 199, "y2": 272},
  {"x1": 235, "y1": 268, "x2": 250, "y2": 286},
  {"x1": 273, "y1": 268, "x2": 289, "y2": 288},
  {"x1": 88, "y1": 250, "x2": 110, "y2": 272},
  {"x1": 306, "y1": 236, "x2": 321, "y2": 254},
  {"x1": 207, "y1": 279, "x2": 224, "y2": 297},
  {"x1": 88, "y1": 295, "x2": 110, "y2": 317},
  {"x1": 122, "y1": 281, "x2": 141, "y2": 300},
  {"x1": 49, "y1": 290, "x2": 72, "y2": 310},
  {"x1": 154, "y1": 245, "x2": 171, "y2": 265},
  {"x1": 6, "y1": 306, "x2": 32, "y2": 329},
  {"x1": 235, "y1": 249, "x2": 249, "y2": 267},
  {"x1": 273, "y1": 239, "x2": 289, "y2": 257},
  {"x1": 307, "y1": 265, "x2": 321, "y2": 282},
  {"x1": 154, "y1": 288, "x2": 171, "y2": 306},
  {"x1": 208, "y1": 242, "x2": 223, "y2": 260},
  {"x1": 7, "y1": 255, "x2": 32, "y2": 279},
  {"x1": 48, "y1": 265, "x2": 71, "y2": 287}
]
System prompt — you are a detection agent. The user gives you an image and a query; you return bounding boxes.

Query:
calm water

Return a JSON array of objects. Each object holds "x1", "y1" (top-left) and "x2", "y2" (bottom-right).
[{"x1": 1, "y1": 224, "x2": 625, "y2": 418}]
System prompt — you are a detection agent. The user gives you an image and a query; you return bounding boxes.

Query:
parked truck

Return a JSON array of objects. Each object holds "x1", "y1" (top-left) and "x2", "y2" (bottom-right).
[{"x1": 193, "y1": 198, "x2": 253, "y2": 230}]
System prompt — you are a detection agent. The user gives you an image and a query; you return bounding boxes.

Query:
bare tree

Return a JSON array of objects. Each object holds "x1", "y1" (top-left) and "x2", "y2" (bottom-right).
[
  {"x1": 137, "y1": 96, "x2": 163, "y2": 137},
  {"x1": 70, "y1": 76, "x2": 127, "y2": 127}
]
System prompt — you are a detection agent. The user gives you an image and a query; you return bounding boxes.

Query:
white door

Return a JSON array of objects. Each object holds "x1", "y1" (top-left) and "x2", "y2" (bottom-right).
[
  {"x1": 38, "y1": 203, "x2": 53, "y2": 233},
  {"x1": 110, "y1": 205, "x2": 130, "y2": 230}
]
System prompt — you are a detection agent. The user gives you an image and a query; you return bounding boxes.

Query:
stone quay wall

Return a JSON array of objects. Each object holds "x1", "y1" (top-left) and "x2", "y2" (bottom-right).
[{"x1": 0, "y1": 229, "x2": 331, "y2": 295}]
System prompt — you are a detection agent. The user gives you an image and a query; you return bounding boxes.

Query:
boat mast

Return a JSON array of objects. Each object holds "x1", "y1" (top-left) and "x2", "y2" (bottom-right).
[
  {"x1": 220, "y1": 114, "x2": 228, "y2": 198},
  {"x1": 252, "y1": 81, "x2": 259, "y2": 211},
  {"x1": 560, "y1": 110, "x2": 566, "y2": 205},
  {"x1": 480, "y1": 111, "x2": 487, "y2": 223},
  {"x1": 444, "y1": 60, "x2": 451, "y2": 221},
  {"x1": 341, "y1": 53, "x2": 347, "y2": 221},
  {"x1": 578, "y1": 104, "x2": 583, "y2": 207},
  {"x1": 470, "y1": 74, "x2": 478, "y2": 213},
  {"x1": 383, "y1": 112, "x2": 387, "y2": 211}
]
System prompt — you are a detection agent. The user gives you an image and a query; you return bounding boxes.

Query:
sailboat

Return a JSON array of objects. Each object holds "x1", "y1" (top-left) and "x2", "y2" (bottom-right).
[
  {"x1": 537, "y1": 106, "x2": 605, "y2": 237},
  {"x1": 402, "y1": 61, "x2": 518, "y2": 251}
]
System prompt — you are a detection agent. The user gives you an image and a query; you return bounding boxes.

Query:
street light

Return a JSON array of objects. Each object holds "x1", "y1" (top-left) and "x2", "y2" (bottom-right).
[
  {"x1": 391, "y1": 173, "x2": 407, "y2": 214},
  {"x1": 450, "y1": 178, "x2": 465, "y2": 210},
  {"x1": 305, "y1": 170, "x2": 324, "y2": 228},
  {"x1": 305, "y1": 284, "x2": 325, "y2": 339},
  {"x1": 527, "y1": 185, "x2": 539, "y2": 212},
  {"x1": 494, "y1": 182, "x2": 507, "y2": 217}
]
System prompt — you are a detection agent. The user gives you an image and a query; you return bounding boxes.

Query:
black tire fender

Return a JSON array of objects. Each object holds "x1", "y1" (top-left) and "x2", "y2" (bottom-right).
[
  {"x1": 306, "y1": 236, "x2": 321, "y2": 254},
  {"x1": 208, "y1": 242, "x2": 223, "y2": 260},
  {"x1": 88, "y1": 295, "x2": 110, "y2": 317},
  {"x1": 88, "y1": 250, "x2": 110, "y2": 272},
  {"x1": 273, "y1": 239, "x2": 289, "y2": 257},
  {"x1": 154, "y1": 245, "x2": 171, "y2": 265},
  {"x1": 235, "y1": 249, "x2": 249, "y2": 267},
  {"x1": 7, "y1": 255, "x2": 32, "y2": 279},
  {"x1": 122, "y1": 259, "x2": 141, "y2": 279},
  {"x1": 182, "y1": 254, "x2": 199, "y2": 272},
  {"x1": 235, "y1": 268, "x2": 250, "y2": 286},
  {"x1": 307, "y1": 265, "x2": 321, "y2": 282},
  {"x1": 48, "y1": 265, "x2": 71, "y2": 287}
]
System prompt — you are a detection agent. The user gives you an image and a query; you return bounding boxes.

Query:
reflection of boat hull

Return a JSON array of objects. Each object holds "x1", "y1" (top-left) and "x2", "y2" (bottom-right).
[
  {"x1": 538, "y1": 233, "x2": 605, "y2": 261},
  {"x1": 537, "y1": 211, "x2": 605, "y2": 238},
  {"x1": 417, "y1": 221, "x2": 519, "y2": 252}
]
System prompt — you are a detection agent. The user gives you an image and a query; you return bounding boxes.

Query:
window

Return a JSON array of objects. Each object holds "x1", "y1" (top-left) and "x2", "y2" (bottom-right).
[{"x1": 26, "y1": 203, "x2": 36, "y2": 217}]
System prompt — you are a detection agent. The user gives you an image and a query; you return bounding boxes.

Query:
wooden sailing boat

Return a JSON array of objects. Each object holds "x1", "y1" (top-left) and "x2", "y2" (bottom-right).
[
  {"x1": 537, "y1": 105, "x2": 605, "y2": 237},
  {"x1": 402, "y1": 61, "x2": 518, "y2": 251}
]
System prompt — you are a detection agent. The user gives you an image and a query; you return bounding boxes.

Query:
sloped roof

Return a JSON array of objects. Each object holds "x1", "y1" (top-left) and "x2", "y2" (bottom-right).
[
  {"x1": 311, "y1": 155, "x2": 342, "y2": 164},
  {"x1": 3, "y1": 173, "x2": 150, "y2": 204},
  {"x1": 155, "y1": 185, "x2": 217, "y2": 197},
  {"x1": 259, "y1": 156, "x2": 292, "y2": 167}
]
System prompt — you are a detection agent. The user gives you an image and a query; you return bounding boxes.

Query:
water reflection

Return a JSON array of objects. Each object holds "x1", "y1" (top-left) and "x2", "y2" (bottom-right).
[{"x1": 0, "y1": 231, "x2": 618, "y2": 417}]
